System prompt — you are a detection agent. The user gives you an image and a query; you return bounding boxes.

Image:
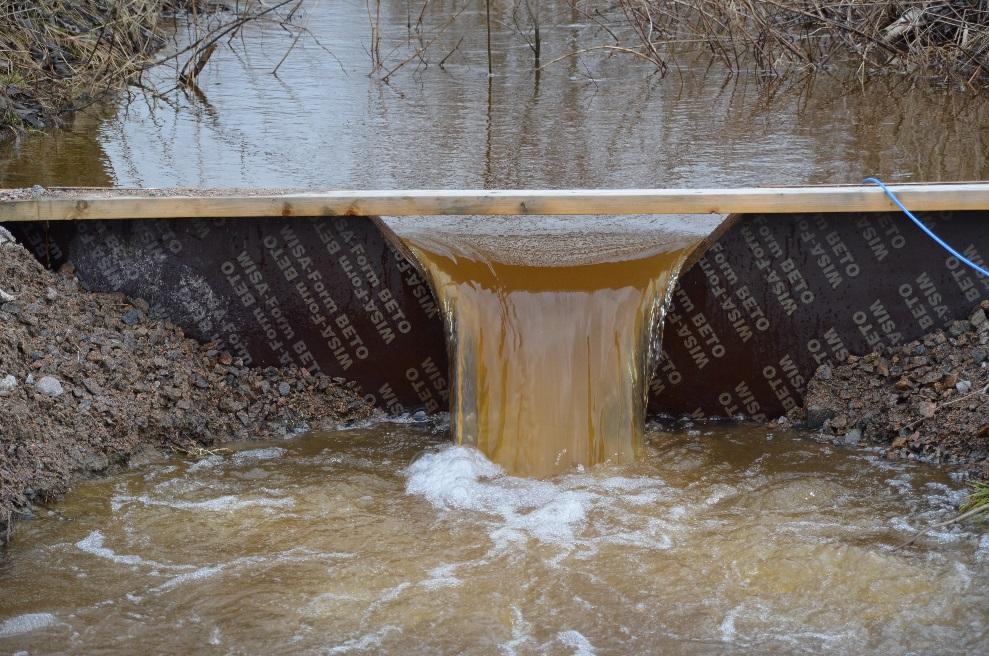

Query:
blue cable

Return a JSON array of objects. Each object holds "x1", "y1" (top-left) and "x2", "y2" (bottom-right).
[{"x1": 864, "y1": 177, "x2": 989, "y2": 279}]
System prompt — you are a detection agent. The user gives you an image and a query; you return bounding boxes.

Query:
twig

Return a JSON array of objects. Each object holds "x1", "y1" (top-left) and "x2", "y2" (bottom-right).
[
  {"x1": 892, "y1": 503, "x2": 989, "y2": 551},
  {"x1": 896, "y1": 381, "x2": 989, "y2": 433}
]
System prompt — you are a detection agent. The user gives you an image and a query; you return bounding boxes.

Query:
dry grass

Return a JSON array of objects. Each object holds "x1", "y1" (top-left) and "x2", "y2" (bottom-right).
[
  {"x1": 0, "y1": 1, "x2": 197, "y2": 136},
  {"x1": 0, "y1": 0, "x2": 308, "y2": 139},
  {"x1": 619, "y1": 0, "x2": 989, "y2": 86}
]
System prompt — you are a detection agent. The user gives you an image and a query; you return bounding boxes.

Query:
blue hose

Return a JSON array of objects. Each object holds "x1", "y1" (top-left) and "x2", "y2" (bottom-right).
[{"x1": 864, "y1": 177, "x2": 989, "y2": 279}]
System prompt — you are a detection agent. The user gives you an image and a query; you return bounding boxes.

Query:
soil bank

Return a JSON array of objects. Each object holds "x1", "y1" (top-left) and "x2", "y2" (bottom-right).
[
  {"x1": 796, "y1": 303, "x2": 989, "y2": 480},
  {"x1": 0, "y1": 228, "x2": 374, "y2": 547}
]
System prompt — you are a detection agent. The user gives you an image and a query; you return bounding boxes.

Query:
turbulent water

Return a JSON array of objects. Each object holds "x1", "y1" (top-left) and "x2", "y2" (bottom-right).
[
  {"x1": 387, "y1": 216, "x2": 708, "y2": 476},
  {"x1": 0, "y1": 421, "x2": 986, "y2": 654}
]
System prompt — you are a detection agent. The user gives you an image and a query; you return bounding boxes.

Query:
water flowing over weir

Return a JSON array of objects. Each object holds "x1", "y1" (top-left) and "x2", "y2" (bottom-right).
[{"x1": 380, "y1": 217, "x2": 714, "y2": 476}]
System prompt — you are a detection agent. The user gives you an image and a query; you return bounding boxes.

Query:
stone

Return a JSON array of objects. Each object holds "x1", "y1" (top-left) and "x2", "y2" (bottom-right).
[
  {"x1": 971, "y1": 308, "x2": 988, "y2": 327},
  {"x1": 278, "y1": 382, "x2": 291, "y2": 396},
  {"x1": 956, "y1": 380, "x2": 973, "y2": 394},
  {"x1": 219, "y1": 398, "x2": 244, "y2": 413},
  {"x1": 843, "y1": 428, "x2": 862, "y2": 445},
  {"x1": 895, "y1": 377, "x2": 911, "y2": 391},
  {"x1": 949, "y1": 321, "x2": 968, "y2": 337},
  {"x1": 121, "y1": 309, "x2": 141, "y2": 326},
  {"x1": 944, "y1": 372, "x2": 959, "y2": 388},
  {"x1": 128, "y1": 446, "x2": 165, "y2": 468},
  {"x1": 0, "y1": 288, "x2": 14, "y2": 303},
  {"x1": 35, "y1": 376, "x2": 63, "y2": 397},
  {"x1": 972, "y1": 347, "x2": 987, "y2": 364},
  {"x1": 82, "y1": 378, "x2": 102, "y2": 395},
  {"x1": 918, "y1": 401, "x2": 937, "y2": 418},
  {"x1": 830, "y1": 414, "x2": 848, "y2": 431},
  {"x1": 803, "y1": 403, "x2": 836, "y2": 429},
  {"x1": 81, "y1": 451, "x2": 109, "y2": 471},
  {"x1": 0, "y1": 374, "x2": 17, "y2": 393}
]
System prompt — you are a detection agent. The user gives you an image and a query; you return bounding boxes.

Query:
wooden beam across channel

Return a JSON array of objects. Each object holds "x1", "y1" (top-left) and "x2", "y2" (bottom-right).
[{"x1": 2, "y1": 183, "x2": 989, "y2": 221}]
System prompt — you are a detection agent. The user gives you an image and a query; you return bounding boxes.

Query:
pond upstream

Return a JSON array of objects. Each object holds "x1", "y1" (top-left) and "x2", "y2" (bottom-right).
[
  {"x1": 1, "y1": 1, "x2": 988, "y2": 188},
  {"x1": 1, "y1": 1, "x2": 988, "y2": 653}
]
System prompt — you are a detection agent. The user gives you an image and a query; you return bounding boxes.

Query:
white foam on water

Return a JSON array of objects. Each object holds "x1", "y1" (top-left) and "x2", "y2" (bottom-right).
[
  {"x1": 232, "y1": 447, "x2": 287, "y2": 464},
  {"x1": 360, "y1": 582, "x2": 411, "y2": 624},
  {"x1": 186, "y1": 455, "x2": 226, "y2": 472},
  {"x1": 418, "y1": 564, "x2": 462, "y2": 590},
  {"x1": 719, "y1": 607, "x2": 739, "y2": 642},
  {"x1": 74, "y1": 530, "x2": 182, "y2": 571},
  {"x1": 112, "y1": 493, "x2": 294, "y2": 512},
  {"x1": 153, "y1": 549, "x2": 349, "y2": 594},
  {"x1": 153, "y1": 565, "x2": 227, "y2": 592},
  {"x1": 0, "y1": 613, "x2": 57, "y2": 638},
  {"x1": 325, "y1": 626, "x2": 399, "y2": 654},
  {"x1": 76, "y1": 530, "x2": 144, "y2": 566},
  {"x1": 557, "y1": 630, "x2": 596, "y2": 655},
  {"x1": 499, "y1": 606, "x2": 535, "y2": 656},
  {"x1": 406, "y1": 447, "x2": 591, "y2": 546},
  {"x1": 405, "y1": 446, "x2": 679, "y2": 556}
]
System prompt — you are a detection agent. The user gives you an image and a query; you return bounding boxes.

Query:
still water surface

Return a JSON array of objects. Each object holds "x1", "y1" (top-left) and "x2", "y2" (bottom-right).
[
  {"x1": 1, "y1": 421, "x2": 987, "y2": 654},
  {"x1": 1, "y1": 1, "x2": 988, "y2": 188}
]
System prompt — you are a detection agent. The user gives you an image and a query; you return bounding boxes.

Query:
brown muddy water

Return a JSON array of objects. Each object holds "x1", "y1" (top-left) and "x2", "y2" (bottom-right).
[
  {"x1": 1, "y1": 422, "x2": 987, "y2": 654},
  {"x1": 2, "y1": 0, "x2": 989, "y2": 652},
  {"x1": 1, "y1": 2, "x2": 989, "y2": 188},
  {"x1": 388, "y1": 217, "x2": 707, "y2": 476}
]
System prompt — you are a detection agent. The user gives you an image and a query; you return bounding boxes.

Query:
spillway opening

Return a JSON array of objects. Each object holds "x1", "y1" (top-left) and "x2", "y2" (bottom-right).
[{"x1": 380, "y1": 216, "x2": 721, "y2": 476}]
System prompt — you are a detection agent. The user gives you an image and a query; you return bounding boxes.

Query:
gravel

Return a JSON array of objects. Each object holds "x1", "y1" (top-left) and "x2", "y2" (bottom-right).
[
  {"x1": 794, "y1": 301, "x2": 989, "y2": 479},
  {"x1": 0, "y1": 234, "x2": 376, "y2": 545}
]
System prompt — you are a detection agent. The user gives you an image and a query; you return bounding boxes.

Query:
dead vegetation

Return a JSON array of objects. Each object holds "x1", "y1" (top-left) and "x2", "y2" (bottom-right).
[
  {"x1": 0, "y1": 0, "x2": 313, "y2": 140},
  {"x1": 368, "y1": 1, "x2": 989, "y2": 88},
  {"x1": 619, "y1": 0, "x2": 989, "y2": 86}
]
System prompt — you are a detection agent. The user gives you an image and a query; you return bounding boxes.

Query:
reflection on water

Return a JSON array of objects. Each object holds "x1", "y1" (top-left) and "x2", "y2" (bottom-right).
[
  {"x1": 0, "y1": 422, "x2": 986, "y2": 654},
  {"x1": 1, "y1": 2, "x2": 989, "y2": 188}
]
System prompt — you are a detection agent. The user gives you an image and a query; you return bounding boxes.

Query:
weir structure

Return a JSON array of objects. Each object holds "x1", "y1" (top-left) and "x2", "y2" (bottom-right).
[{"x1": 4, "y1": 183, "x2": 989, "y2": 473}]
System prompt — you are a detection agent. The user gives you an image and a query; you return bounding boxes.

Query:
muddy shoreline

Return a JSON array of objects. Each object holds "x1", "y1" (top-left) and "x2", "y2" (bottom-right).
[
  {"x1": 795, "y1": 304, "x2": 989, "y2": 480},
  {"x1": 0, "y1": 229, "x2": 375, "y2": 546}
]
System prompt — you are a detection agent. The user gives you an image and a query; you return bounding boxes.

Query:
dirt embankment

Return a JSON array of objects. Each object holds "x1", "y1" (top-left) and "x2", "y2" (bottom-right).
[
  {"x1": 0, "y1": 228, "x2": 375, "y2": 545},
  {"x1": 796, "y1": 303, "x2": 989, "y2": 479}
]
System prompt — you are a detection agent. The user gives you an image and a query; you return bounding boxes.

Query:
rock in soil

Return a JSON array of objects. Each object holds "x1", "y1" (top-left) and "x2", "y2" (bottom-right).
[
  {"x1": 792, "y1": 301, "x2": 989, "y2": 480},
  {"x1": 0, "y1": 234, "x2": 376, "y2": 546}
]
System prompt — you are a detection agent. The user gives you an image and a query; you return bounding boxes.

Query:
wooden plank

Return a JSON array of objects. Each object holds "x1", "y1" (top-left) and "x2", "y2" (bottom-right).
[{"x1": 2, "y1": 183, "x2": 989, "y2": 221}]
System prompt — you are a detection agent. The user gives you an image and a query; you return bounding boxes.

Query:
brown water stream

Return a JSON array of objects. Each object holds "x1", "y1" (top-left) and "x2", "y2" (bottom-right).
[
  {"x1": 389, "y1": 217, "x2": 706, "y2": 476},
  {"x1": 1, "y1": 424, "x2": 987, "y2": 654}
]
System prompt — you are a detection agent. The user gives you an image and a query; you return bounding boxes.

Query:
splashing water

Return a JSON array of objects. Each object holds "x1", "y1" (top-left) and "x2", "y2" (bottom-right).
[
  {"x1": 1, "y1": 424, "x2": 986, "y2": 654},
  {"x1": 382, "y1": 216, "x2": 712, "y2": 476}
]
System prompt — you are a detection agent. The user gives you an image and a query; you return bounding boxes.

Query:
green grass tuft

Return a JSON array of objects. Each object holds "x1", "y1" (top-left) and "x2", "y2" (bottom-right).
[{"x1": 959, "y1": 481, "x2": 989, "y2": 516}]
